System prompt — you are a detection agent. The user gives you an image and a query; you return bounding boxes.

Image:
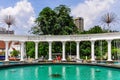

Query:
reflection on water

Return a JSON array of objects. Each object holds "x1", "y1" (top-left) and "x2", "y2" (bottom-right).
[
  {"x1": 49, "y1": 66, "x2": 52, "y2": 80},
  {"x1": 76, "y1": 67, "x2": 80, "y2": 80},
  {"x1": 1, "y1": 65, "x2": 120, "y2": 80},
  {"x1": 20, "y1": 68, "x2": 24, "y2": 80},
  {"x1": 91, "y1": 68, "x2": 95, "y2": 80},
  {"x1": 62, "y1": 66, "x2": 65, "y2": 80},
  {"x1": 108, "y1": 70, "x2": 112, "y2": 79},
  {"x1": 35, "y1": 67, "x2": 38, "y2": 78},
  {"x1": 76, "y1": 67, "x2": 79, "y2": 76},
  {"x1": 49, "y1": 66, "x2": 52, "y2": 75},
  {"x1": 5, "y1": 70, "x2": 8, "y2": 80}
]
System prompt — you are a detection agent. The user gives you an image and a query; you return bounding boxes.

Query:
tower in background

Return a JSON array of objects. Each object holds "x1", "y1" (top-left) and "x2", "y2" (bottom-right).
[{"x1": 74, "y1": 17, "x2": 84, "y2": 32}]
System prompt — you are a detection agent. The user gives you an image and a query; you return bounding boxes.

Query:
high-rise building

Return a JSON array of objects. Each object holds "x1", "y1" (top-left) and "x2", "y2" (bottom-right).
[{"x1": 74, "y1": 17, "x2": 84, "y2": 32}]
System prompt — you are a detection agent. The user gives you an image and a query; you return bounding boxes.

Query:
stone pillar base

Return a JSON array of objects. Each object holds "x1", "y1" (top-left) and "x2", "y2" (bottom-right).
[
  {"x1": 107, "y1": 59, "x2": 112, "y2": 61},
  {"x1": 3, "y1": 61, "x2": 9, "y2": 65},
  {"x1": 20, "y1": 61, "x2": 25, "y2": 64},
  {"x1": 91, "y1": 60, "x2": 96, "y2": 63},
  {"x1": 62, "y1": 59, "x2": 66, "y2": 62},
  {"x1": 48, "y1": 59, "x2": 52, "y2": 62},
  {"x1": 106, "y1": 61, "x2": 113, "y2": 64},
  {"x1": 76, "y1": 59, "x2": 83, "y2": 63}
]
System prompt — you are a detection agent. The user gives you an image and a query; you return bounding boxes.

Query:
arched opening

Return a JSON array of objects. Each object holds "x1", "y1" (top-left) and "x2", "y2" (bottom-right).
[
  {"x1": 38, "y1": 42, "x2": 48, "y2": 60},
  {"x1": 52, "y1": 41, "x2": 62, "y2": 60},
  {"x1": 9, "y1": 41, "x2": 21, "y2": 61},
  {"x1": 25, "y1": 41, "x2": 35, "y2": 58},
  {"x1": 80, "y1": 41, "x2": 91, "y2": 61},
  {"x1": 112, "y1": 39, "x2": 120, "y2": 61},
  {"x1": 66, "y1": 41, "x2": 76, "y2": 61},
  {"x1": 0, "y1": 40, "x2": 5, "y2": 60},
  {"x1": 94, "y1": 40, "x2": 108, "y2": 62}
]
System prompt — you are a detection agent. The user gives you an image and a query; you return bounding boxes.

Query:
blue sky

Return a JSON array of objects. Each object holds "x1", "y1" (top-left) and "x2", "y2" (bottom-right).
[
  {"x1": 29, "y1": 0, "x2": 84, "y2": 16},
  {"x1": 0, "y1": 0, "x2": 120, "y2": 35},
  {"x1": 0, "y1": 0, "x2": 83, "y2": 16}
]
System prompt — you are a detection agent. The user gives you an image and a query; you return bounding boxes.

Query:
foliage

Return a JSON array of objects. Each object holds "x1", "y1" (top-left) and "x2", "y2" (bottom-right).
[
  {"x1": 11, "y1": 50, "x2": 20, "y2": 57},
  {"x1": 25, "y1": 42, "x2": 35, "y2": 58},
  {"x1": 80, "y1": 41, "x2": 91, "y2": 57},
  {"x1": 38, "y1": 42, "x2": 48, "y2": 57},
  {"x1": 88, "y1": 26, "x2": 105, "y2": 33},
  {"x1": 65, "y1": 42, "x2": 76, "y2": 56},
  {"x1": 34, "y1": 7, "x2": 57, "y2": 35},
  {"x1": 81, "y1": 26, "x2": 107, "y2": 34},
  {"x1": 31, "y1": 5, "x2": 79, "y2": 35},
  {"x1": 52, "y1": 42, "x2": 62, "y2": 53}
]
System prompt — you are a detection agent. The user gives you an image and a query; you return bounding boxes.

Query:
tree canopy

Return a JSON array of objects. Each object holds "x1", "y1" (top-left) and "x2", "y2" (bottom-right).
[{"x1": 30, "y1": 5, "x2": 79, "y2": 35}]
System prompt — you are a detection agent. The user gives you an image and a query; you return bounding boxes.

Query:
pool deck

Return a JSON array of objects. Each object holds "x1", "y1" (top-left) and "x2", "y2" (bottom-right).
[{"x1": 1, "y1": 61, "x2": 120, "y2": 69}]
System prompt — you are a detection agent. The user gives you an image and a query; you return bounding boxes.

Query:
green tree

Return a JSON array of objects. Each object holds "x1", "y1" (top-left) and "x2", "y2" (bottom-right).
[
  {"x1": 31, "y1": 5, "x2": 79, "y2": 35},
  {"x1": 81, "y1": 26, "x2": 106, "y2": 34},
  {"x1": 38, "y1": 42, "x2": 48, "y2": 57},
  {"x1": 25, "y1": 42, "x2": 35, "y2": 58},
  {"x1": 11, "y1": 50, "x2": 20, "y2": 57},
  {"x1": 31, "y1": 7, "x2": 57, "y2": 35},
  {"x1": 89, "y1": 26, "x2": 104, "y2": 33},
  {"x1": 80, "y1": 41, "x2": 91, "y2": 59},
  {"x1": 54, "y1": 5, "x2": 78, "y2": 35}
]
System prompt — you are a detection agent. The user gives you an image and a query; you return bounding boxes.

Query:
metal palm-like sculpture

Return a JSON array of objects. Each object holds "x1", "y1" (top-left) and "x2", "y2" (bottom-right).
[
  {"x1": 3, "y1": 15, "x2": 15, "y2": 34},
  {"x1": 101, "y1": 12, "x2": 118, "y2": 32}
]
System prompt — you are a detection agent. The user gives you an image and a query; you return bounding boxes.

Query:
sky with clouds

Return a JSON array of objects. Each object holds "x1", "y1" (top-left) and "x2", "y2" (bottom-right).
[{"x1": 0, "y1": 0, "x2": 120, "y2": 35}]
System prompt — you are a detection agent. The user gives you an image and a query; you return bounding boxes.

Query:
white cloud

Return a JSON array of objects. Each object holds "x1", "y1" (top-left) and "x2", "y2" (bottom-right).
[
  {"x1": 0, "y1": 0, "x2": 35, "y2": 35},
  {"x1": 109, "y1": 0, "x2": 120, "y2": 31},
  {"x1": 71, "y1": 0, "x2": 117, "y2": 30}
]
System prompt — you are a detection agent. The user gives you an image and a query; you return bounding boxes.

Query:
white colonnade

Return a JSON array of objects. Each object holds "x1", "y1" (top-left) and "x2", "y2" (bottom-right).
[
  {"x1": 28, "y1": 40, "x2": 113, "y2": 62},
  {"x1": 3, "y1": 39, "x2": 113, "y2": 62},
  {"x1": 1, "y1": 33, "x2": 117, "y2": 62}
]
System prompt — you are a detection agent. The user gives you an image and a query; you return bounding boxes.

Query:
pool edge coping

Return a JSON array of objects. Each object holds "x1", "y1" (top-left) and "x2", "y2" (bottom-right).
[{"x1": 0, "y1": 62, "x2": 120, "y2": 69}]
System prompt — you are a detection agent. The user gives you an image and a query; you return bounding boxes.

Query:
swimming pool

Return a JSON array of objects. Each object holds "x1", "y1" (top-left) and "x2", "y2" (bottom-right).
[{"x1": 0, "y1": 64, "x2": 120, "y2": 80}]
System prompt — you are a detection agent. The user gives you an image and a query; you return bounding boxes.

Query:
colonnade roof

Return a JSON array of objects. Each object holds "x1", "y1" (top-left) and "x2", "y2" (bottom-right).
[{"x1": 0, "y1": 32, "x2": 120, "y2": 42}]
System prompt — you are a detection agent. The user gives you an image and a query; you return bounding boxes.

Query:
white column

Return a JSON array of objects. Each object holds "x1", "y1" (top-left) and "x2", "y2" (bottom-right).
[
  {"x1": 91, "y1": 40, "x2": 95, "y2": 61},
  {"x1": 62, "y1": 41, "x2": 66, "y2": 61},
  {"x1": 20, "y1": 41, "x2": 25, "y2": 61},
  {"x1": 48, "y1": 41, "x2": 52, "y2": 61},
  {"x1": 76, "y1": 41, "x2": 80, "y2": 60},
  {"x1": 107, "y1": 40, "x2": 112, "y2": 61},
  {"x1": 35, "y1": 42, "x2": 39, "y2": 59},
  {"x1": 5, "y1": 41, "x2": 9, "y2": 61}
]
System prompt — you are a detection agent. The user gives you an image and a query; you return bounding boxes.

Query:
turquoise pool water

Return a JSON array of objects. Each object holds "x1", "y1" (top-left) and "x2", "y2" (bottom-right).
[{"x1": 0, "y1": 65, "x2": 120, "y2": 80}]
